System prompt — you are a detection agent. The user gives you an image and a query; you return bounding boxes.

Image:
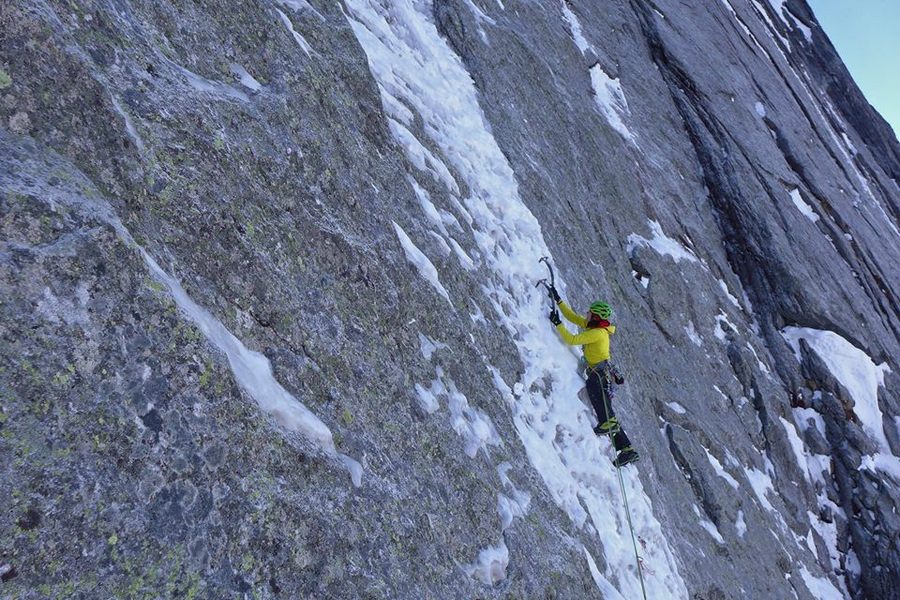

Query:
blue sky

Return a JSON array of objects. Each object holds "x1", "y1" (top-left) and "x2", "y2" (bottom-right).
[{"x1": 806, "y1": 0, "x2": 900, "y2": 138}]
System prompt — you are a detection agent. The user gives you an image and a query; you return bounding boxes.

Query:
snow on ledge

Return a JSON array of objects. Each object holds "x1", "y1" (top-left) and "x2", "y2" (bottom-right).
[
  {"x1": 798, "y1": 565, "x2": 844, "y2": 600},
  {"x1": 781, "y1": 327, "x2": 891, "y2": 452},
  {"x1": 626, "y1": 220, "x2": 698, "y2": 264},
  {"x1": 788, "y1": 188, "x2": 819, "y2": 222}
]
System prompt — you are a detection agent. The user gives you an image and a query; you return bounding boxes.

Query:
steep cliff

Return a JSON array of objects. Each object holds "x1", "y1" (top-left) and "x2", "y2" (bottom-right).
[{"x1": 1, "y1": 0, "x2": 898, "y2": 598}]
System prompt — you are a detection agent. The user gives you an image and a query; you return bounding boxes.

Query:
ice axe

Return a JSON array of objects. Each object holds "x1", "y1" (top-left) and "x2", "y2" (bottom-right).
[{"x1": 535, "y1": 256, "x2": 558, "y2": 312}]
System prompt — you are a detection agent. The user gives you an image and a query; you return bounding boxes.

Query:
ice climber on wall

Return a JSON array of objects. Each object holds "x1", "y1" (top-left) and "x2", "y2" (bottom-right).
[{"x1": 548, "y1": 286, "x2": 640, "y2": 468}]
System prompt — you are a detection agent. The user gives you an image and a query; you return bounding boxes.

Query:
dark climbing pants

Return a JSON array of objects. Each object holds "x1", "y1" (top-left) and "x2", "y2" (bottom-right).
[{"x1": 586, "y1": 368, "x2": 632, "y2": 452}]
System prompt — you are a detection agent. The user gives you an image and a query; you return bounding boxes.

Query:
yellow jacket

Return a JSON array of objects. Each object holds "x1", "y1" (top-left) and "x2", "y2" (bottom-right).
[{"x1": 555, "y1": 301, "x2": 616, "y2": 366}]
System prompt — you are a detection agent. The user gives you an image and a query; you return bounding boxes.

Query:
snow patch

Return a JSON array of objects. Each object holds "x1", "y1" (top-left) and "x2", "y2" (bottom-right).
[
  {"x1": 417, "y1": 367, "x2": 500, "y2": 456},
  {"x1": 779, "y1": 416, "x2": 809, "y2": 481},
  {"x1": 418, "y1": 333, "x2": 449, "y2": 361},
  {"x1": 784, "y1": 8, "x2": 813, "y2": 43},
  {"x1": 735, "y1": 510, "x2": 747, "y2": 537},
  {"x1": 788, "y1": 188, "x2": 819, "y2": 222},
  {"x1": 798, "y1": 566, "x2": 843, "y2": 600},
  {"x1": 632, "y1": 269, "x2": 650, "y2": 288},
  {"x1": 744, "y1": 464, "x2": 776, "y2": 513},
  {"x1": 754, "y1": 101, "x2": 766, "y2": 117},
  {"x1": 703, "y1": 447, "x2": 740, "y2": 489},
  {"x1": 589, "y1": 65, "x2": 636, "y2": 143},
  {"x1": 583, "y1": 547, "x2": 628, "y2": 600},
  {"x1": 693, "y1": 505, "x2": 725, "y2": 544},
  {"x1": 718, "y1": 279, "x2": 742, "y2": 309},
  {"x1": 714, "y1": 312, "x2": 736, "y2": 342},
  {"x1": 685, "y1": 321, "x2": 703, "y2": 346},
  {"x1": 409, "y1": 177, "x2": 448, "y2": 234},
  {"x1": 387, "y1": 119, "x2": 460, "y2": 194},
  {"x1": 497, "y1": 462, "x2": 531, "y2": 529},
  {"x1": 449, "y1": 237, "x2": 477, "y2": 270},
  {"x1": 667, "y1": 401, "x2": 687, "y2": 415}
]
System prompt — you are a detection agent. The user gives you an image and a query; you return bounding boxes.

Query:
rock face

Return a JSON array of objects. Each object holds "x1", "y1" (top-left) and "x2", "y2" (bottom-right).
[{"x1": 1, "y1": 0, "x2": 898, "y2": 598}]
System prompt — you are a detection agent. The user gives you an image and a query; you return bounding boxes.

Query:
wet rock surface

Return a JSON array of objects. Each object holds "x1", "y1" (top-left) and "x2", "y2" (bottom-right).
[{"x1": 1, "y1": 0, "x2": 898, "y2": 598}]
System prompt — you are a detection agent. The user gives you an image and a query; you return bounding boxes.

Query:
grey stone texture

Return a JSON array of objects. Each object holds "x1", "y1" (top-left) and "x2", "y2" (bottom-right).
[{"x1": 1, "y1": 0, "x2": 898, "y2": 598}]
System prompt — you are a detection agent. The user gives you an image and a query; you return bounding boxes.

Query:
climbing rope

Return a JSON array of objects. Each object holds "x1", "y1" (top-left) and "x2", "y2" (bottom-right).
[{"x1": 601, "y1": 371, "x2": 648, "y2": 600}]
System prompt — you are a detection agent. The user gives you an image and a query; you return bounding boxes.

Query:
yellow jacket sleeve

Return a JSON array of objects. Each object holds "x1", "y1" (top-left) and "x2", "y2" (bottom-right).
[
  {"x1": 557, "y1": 300, "x2": 587, "y2": 328},
  {"x1": 555, "y1": 323, "x2": 605, "y2": 346}
]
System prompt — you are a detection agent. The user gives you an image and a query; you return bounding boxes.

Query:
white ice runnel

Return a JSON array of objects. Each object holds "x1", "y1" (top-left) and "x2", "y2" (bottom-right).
[
  {"x1": 140, "y1": 252, "x2": 356, "y2": 469},
  {"x1": 345, "y1": 2, "x2": 687, "y2": 596}
]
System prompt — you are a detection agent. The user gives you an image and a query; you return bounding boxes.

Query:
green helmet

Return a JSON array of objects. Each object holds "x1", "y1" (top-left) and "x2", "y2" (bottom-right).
[{"x1": 589, "y1": 301, "x2": 612, "y2": 319}]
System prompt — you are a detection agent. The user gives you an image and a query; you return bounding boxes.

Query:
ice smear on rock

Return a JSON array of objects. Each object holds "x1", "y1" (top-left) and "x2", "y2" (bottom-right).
[
  {"x1": 345, "y1": 2, "x2": 687, "y2": 596},
  {"x1": 392, "y1": 221, "x2": 452, "y2": 304},
  {"x1": 276, "y1": 8, "x2": 313, "y2": 57},
  {"x1": 560, "y1": 1, "x2": 591, "y2": 54},
  {"x1": 467, "y1": 542, "x2": 509, "y2": 585},
  {"x1": 229, "y1": 63, "x2": 262, "y2": 91}
]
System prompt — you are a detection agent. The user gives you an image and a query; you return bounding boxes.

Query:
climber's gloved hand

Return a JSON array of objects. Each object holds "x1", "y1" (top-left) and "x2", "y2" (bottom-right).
[
  {"x1": 548, "y1": 284, "x2": 561, "y2": 304},
  {"x1": 615, "y1": 374, "x2": 625, "y2": 385},
  {"x1": 549, "y1": 308, "x2": 561, "y2": 326}
]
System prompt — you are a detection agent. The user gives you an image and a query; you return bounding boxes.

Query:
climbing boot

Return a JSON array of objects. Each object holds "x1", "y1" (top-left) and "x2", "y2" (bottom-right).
[
  {"x1": 593, "y1": 417, "x2": 620, "y2": 436},
  {"x1": 612, "y1": 447, "x2": 640, "y2": 468}
]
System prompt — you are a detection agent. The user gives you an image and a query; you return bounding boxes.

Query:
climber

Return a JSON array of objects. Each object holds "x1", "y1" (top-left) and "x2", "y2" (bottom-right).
[{"x1": 547, "y1": 286, "x2": 639, "y2": 468}]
